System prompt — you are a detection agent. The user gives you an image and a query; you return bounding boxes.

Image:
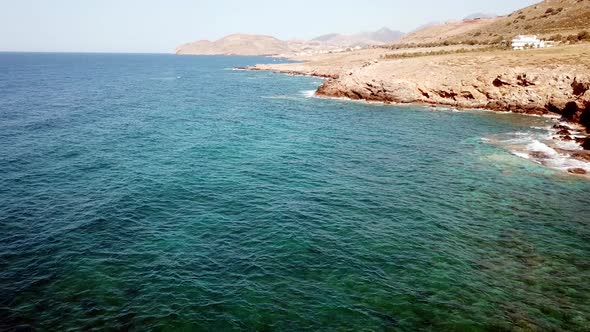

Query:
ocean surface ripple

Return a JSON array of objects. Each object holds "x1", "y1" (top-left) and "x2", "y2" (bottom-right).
[{"x1": 0, "y1": 53, "x2": 589, "y2": 331}]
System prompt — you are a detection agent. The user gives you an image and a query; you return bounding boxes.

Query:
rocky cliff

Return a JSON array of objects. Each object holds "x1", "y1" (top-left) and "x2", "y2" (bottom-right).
[{"x1": 315, "y1": 62, "x2": 590, "y2": 119}]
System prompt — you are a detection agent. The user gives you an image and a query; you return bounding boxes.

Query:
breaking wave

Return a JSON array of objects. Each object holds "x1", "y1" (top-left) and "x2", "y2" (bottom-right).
[
  {"x1": 300, "y1": 90, "x2": 316, "y2": 98},
  {"x1": 485, "y1": 124, "x2": 589, "y2": 176}
]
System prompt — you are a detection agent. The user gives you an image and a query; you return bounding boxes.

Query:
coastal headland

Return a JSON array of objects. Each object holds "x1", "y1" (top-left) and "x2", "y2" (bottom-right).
[
  {"x1": 250, "y1": 44, "x2": 590, "y2": 119},
  {"x1": 248, "y1": 44, "x2": 590, "y2": 172}
]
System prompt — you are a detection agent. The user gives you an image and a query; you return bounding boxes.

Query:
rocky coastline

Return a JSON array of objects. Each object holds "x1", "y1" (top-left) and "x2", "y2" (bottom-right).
[{"x1": 246, "y1": 46, "x2": 590, "y2": 175}]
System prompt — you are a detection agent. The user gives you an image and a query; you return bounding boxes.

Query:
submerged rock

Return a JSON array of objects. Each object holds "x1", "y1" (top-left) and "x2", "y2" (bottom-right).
[
  {"x1": 572, "y1": 151, "x2": 590, "y2": 161},
  {"x1": 568, "y1": 168, "x2": 587, "y2": 175},
  {"x1": 553, "y1": 124, "x2": 570, "y2": 131},
  {"x1": 562, "y1": 135, "x2": 573, "y2": 141},
  {"x1": 530, "y1": 151, "x2": 551, "y2": 160}
]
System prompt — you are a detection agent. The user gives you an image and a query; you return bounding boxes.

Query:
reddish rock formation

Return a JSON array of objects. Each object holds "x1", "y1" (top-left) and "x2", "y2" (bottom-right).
[{"x1": 568, "y1": 168, "x2": 587, "y2": 175}]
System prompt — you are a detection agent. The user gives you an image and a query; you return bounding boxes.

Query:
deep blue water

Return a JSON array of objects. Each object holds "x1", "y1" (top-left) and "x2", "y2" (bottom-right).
[{"x1": 0, "y1": 53, "x2": 589, "y2": 331}]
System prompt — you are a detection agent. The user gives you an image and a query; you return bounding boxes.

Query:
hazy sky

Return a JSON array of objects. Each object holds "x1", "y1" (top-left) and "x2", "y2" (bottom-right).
[{"x1": 0, "y1": 0, "x2": 540, "y2": 53}]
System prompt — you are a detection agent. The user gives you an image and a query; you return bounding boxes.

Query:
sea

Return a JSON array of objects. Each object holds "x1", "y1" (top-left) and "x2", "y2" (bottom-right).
[{"x1": 0, "y1": 53, "x2": 589, "y2": 331}]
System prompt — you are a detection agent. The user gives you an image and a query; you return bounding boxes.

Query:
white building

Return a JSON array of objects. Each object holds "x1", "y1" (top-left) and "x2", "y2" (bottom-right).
[{"x1": 511, "y1": 35, "x2": 554, "y2": 50}]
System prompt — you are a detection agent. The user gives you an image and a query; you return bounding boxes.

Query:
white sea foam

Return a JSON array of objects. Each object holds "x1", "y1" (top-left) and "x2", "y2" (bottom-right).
[
  {"x1": 527, "y1": 140, "x2": 558, "y2": 157},
  {"x1": 485, "y1": 129, "x2": 590, "y2": 176},
  {"x1": 554, "y1": 139, "x2": 583, "y2": 151},
  {"x1": 512, "y1": 151, "x2": 531, "y2": 160},
  {"x1": 300, "y1": 90, "x2": 316, "y2": 98},
  {"x1": 429, "y1": 106, "x2": 459, "y2": 112},
  {"x1": 530, "y1": 125, "x2": 551, "y2": 130},
  {"x1": 262, "y1": 95, "x2": 300, "y2": 100}
]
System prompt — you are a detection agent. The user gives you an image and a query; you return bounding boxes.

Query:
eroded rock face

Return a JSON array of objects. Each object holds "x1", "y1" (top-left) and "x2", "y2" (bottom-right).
[
  {"x1": 579, "y1": 102, "x2": 590, "y2": 130},
  {"x1": 315, "y1": 65, "x2": 590, "y2": 119},
  {"x1": 572, "y1": 78, "x2": 590, "y2": 96}
]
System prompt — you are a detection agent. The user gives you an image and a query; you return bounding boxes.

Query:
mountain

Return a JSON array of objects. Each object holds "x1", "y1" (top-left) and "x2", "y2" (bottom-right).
[
  {"x1": 312, "y1": 28, "x2": 404, "y2": 46},
  {"x1": 464, "y1": 13, "x2": 497, "y2": 20},
  {"x1": 175, "y1": 34, "x2": 293, "y2": 56},
  {"x1": 312, "y1": 33, "x2": 341, "y2": 43},
  {"x1": 369, "y1": 27, "x2": 406, "y2": 43}
]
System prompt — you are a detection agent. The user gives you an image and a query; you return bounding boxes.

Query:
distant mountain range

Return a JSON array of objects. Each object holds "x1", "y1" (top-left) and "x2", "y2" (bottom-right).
[
  {"x1": 175, "y1": 28, "x2": 405, "y2": 56},
  {"x1": 312, "y1": 28, "x2": 404, "y2": 46},
  {"x1": 463, "y1": 13, "x2": 497, "y2": 20},
  {"x1": 175, "y1": 34, "x2": 292, "y2": 56}
]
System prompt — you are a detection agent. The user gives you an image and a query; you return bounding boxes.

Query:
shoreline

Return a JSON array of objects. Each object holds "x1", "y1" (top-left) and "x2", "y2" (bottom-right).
[{"x1": 242, "y1": 47, "x2": 590, "y2": 175}]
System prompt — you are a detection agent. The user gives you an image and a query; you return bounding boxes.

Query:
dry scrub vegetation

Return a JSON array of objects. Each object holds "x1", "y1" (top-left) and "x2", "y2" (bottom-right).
[{"x1": 392, "y1": 0, "x2": 590, "y2": 48}]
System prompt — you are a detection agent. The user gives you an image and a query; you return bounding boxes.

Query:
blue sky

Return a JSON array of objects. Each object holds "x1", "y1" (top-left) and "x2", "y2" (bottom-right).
[{"x1": 0, "y1": 0, "x2": 540, "y2": 53}]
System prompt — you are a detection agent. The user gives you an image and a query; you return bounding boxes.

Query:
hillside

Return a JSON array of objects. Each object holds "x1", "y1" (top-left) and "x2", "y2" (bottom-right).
[
  {"x1": 175, "y1": 34, "x2": 293, "y2": 56},
  {"x1": 446, "y1": 0, "x2": 590, "y2": 44},
  {"x1": 395, "y1": 18, "x2": 499, "y2": 45},
  {"x1": 395, "y1": 0, "x2": 590, "y2": 46}
]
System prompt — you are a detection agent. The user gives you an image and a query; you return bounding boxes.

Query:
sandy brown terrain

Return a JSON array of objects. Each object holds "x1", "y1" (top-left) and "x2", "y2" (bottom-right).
[
  {"x1": 448, "y1": 0, "x2": 590, "y2": 44},
  {"x1": 395, "y1": 18, "x2": 499, "y2": 45},
  {"x1": 390, "y1": 0, "x2": 590, "y2": 46}
]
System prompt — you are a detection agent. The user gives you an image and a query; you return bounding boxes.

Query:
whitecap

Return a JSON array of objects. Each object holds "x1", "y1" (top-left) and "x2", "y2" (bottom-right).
[
  {"x1": 485, "y1": 130, "x2": 590, "y2": 176},
  {"x1": 527, "y1": 140, "x2": 558, "y2": 157},
  {"x1": 554, "y1": 139, "x2": 583, "y2": 151},
  {"x1": 261, "y1": 95, "x2": 300, "y2": 100},
  {"x1": 300, "y1": 90, "x2": 316, "y2": 98}
]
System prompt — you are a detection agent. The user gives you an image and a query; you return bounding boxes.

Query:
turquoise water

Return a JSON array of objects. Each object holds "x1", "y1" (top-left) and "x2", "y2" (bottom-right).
[{"x1": 0, "y1": 53, "x2": 589, "y2": 331}]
